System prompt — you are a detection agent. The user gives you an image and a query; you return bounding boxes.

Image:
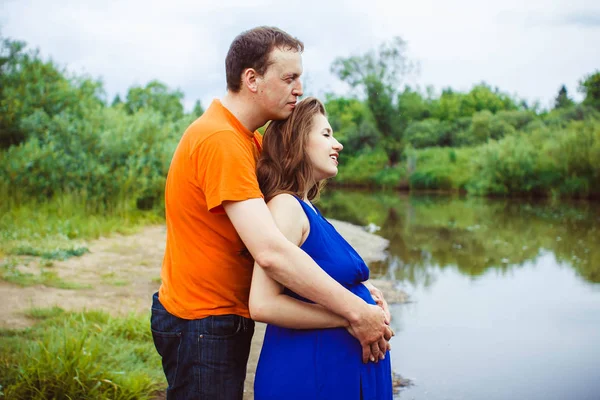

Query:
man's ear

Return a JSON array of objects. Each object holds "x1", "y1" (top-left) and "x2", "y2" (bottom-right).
[{"x1": 243, "y1": 68, "x2": 259, "y2": 93}]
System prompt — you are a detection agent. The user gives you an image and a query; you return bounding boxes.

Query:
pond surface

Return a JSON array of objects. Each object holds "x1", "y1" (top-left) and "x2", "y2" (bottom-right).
[{"x1": 318, "y1": 189, "x2": 600, "y2": 400}]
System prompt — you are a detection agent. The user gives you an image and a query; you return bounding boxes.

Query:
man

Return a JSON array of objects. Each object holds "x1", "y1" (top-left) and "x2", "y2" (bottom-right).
[{"x1": 151, "y1": 26, "x2": 391, "y2": 399}]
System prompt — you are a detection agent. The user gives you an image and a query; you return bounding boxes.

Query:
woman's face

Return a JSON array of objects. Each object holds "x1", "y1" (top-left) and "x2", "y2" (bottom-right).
[{"x1": 305, "y1": 113, "x2": 343, "y2": 182}]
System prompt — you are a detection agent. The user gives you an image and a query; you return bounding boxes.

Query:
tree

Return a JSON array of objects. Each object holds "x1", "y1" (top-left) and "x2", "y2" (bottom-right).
[
  {"x1": 579, "y1": 71, "x2": 600, "y2": 110},
  {"x1": 124, "y1": 80, "x2": 184, "y2": 121},
  {"x1": 192, "y1": 99, "x2": 205, "y2": 117},
  {"x1": 0, "y1": 36, "x2": 103, "y2": 148},
  {"x1": 324, "y1": 94, "x2": 379, "y2": 157},
  {"x1": 460, "y1": 84, "x2": 518, "y2": 116},
  {"x1": 554, "y1": 85, "x2": 574, "y2": 109},
  {"x1": 331, "y1": 37, "x2": 417, "y2": 165},
  {"x1": 111, "y1": 94, "x2": 123, "y2": 107}
]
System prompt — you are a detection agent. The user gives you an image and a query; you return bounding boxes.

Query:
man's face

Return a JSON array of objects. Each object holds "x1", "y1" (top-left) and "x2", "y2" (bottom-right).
[{"x1": 255, "y1": 48, "x2": 304, "y2": 121}]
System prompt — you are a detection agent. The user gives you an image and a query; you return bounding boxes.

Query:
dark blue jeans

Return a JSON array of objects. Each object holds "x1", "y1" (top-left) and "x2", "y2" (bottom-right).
[{"x1": 151, "y1": 292, "x2": 255, "y2": 399}]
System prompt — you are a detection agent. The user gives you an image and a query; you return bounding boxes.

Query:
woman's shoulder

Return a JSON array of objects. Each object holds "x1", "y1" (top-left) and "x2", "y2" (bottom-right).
[
  {"x1": 266, "y1": 193, "x2": 310, "y2": 244},
  {"x1": 266, "y1": 193, "x2": 303, "y2": 213}
]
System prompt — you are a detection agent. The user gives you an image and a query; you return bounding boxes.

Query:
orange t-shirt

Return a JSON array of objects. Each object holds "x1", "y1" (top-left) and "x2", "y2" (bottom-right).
[{"x1": 158, "y1": 99, "x2": 263, "y2": 320}]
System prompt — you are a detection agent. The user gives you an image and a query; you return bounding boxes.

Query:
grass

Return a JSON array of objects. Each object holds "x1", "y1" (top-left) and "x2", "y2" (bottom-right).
[
  {"x1": 0, "y1": 258, "x2": 90, "y2": 289},
  {"x1": 0, "y1": 191, "x2": 162, "y2": 259},
  {"x1": 23, "y1": 306, "x2": 66, "y2": 320},
  {"x1": 0, "y1": 308, "x2": 165, "y2": 399},
  {"x1": 101, "y1": 272, "x2": 130, "y2": 287},
  {"x1": 12, "y1": 245, "x2": 90, "y2": 260},
  {"x1": 0, "y1": 189, "x2": 167, "y2": 397}
]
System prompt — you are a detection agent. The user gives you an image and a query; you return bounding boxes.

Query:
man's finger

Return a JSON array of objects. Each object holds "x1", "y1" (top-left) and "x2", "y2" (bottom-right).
[
  {"x1": 383, "y1": 326, "x2": 393, "y2": 341},
  {"x1": 370, "y1": 342, "x2": 381, "y2": 363},
  {"x1": 362, "y1": 344, "x2": 371, "y2": 364},
  {"x1": 382, "y1": 300, "x2": 391, "y2": 324},
  {"x1": 377, "y1": 337, "x2": 387, "y2": 359}
]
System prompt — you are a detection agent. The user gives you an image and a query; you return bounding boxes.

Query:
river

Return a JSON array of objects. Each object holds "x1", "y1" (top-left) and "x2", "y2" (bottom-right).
[{"x1": 318, "y1": 189, "x2": 600, "y2": 400}]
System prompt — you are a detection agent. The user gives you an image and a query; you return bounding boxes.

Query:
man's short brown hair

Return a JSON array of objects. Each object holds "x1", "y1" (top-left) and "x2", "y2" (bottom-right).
[{"x1": 225, "y1": 26, "x2": 304, "y2": 93}]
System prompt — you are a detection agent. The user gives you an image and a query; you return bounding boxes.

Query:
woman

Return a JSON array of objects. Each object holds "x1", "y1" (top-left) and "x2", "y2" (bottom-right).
[{"x1": 250, "y1": 97, "x2": 393, "y2": 400}]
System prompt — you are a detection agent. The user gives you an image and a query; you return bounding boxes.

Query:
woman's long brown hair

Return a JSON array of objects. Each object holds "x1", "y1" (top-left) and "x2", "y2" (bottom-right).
[{"x1": 257, "y1": 97, "x2": 327, "y2": 203}]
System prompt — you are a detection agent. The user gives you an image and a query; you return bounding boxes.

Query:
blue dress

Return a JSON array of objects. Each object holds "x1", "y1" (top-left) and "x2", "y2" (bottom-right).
[{"x1": 254, "y1": 197, "x2": 393, "y2": 400}]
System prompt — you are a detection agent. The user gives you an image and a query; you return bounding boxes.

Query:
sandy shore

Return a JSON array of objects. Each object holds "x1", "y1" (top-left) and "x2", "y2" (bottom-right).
[{"x1": 243, "y1": 218, "x2": 409, "y2": 399}]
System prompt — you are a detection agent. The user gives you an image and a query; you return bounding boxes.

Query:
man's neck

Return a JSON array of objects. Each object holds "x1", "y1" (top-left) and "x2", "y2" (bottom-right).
[{"x1": 221, "y1": 92, "x2": 267, "y2": 132}]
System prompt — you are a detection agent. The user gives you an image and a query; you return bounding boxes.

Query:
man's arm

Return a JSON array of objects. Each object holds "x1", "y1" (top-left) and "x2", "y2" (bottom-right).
[
  {"x1": 249, "y1": 195, "x2": 348, "y2": 329},
  {"x1": 250, "y1": 261, "x2": 349, "y2": 329},
  {"x1": 224, "y1": 196, "x2": 390, "y2": 362}
]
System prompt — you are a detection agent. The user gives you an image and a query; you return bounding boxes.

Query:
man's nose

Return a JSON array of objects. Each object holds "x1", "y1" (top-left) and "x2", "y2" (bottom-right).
[{"x1": 293, "y1": 80, "x2": 303, "y2": 97}]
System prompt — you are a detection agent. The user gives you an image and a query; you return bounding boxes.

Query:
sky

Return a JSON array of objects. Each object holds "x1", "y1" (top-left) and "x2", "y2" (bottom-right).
[{"x1": 1, "y1": 0, "x2": 599, "y2": 111}]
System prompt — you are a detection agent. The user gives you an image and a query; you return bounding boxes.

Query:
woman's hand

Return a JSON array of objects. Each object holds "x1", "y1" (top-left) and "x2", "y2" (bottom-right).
[{"x1": 364, "y1": 281, "x2": 391, "y2": 324}]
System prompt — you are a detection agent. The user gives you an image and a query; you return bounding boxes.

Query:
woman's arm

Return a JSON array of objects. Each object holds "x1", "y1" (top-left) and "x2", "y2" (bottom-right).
[{"x1": 249, "y1": 194, "x2": 348, "y2": 329}]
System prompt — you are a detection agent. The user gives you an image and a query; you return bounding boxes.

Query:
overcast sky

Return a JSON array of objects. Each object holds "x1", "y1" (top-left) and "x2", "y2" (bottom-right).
[{"x1": 1, "y1": 0, "x2": 599, "y2": 111}]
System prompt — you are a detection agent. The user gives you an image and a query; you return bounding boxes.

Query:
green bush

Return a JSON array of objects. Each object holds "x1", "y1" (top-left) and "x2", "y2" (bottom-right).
[
  {"x1": 335, "y1": 150, "x2": 391, "y2": 186},
  {"x1": 467, "y1": 119, "x2": 600, "y2": 197},
  {"x1": 409, "y1": 169, "x2": 453, "y2": 190},
  {"x1": 0, "y1": 104, "x2": 191, "y2": 211},
  {"x1": 410, "y1": 146, "x2": 477, "y2": 191},
  {"x1": 404, "y1": 119, "x2": 452, "y2": 148}
]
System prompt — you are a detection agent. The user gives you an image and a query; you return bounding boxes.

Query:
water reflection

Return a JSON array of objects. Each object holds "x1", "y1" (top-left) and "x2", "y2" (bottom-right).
[{"x1": 318, "y1": 189, "x2": 600, "y2": 285}]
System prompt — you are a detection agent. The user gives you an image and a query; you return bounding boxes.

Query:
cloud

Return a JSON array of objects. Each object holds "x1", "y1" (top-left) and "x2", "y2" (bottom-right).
[
  {"x1": 2, "y1": 0, "x2": 599, "y2": 110},
  {"x1": 560, "y1": 12, "x2": 600, "y2": 28}
]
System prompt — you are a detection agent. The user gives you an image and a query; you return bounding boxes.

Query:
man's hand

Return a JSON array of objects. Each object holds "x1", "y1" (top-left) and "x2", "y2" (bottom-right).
[{"x1": 347, "y1": 304, "x2": 390, "y2": 363}]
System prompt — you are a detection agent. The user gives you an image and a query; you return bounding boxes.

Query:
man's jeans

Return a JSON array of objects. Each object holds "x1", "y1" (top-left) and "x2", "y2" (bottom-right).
[{"x1": 151, "y1": 292, "x2": 255, "y2": 399}]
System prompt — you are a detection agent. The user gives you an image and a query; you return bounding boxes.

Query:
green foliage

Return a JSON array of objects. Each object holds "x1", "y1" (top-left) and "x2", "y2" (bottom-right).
[
  {"x1": 405, "y1": 119, "x2": 452, "y2": 148},
  {"x1": 23, "y1": 306, "x2": 66, "y2": 320},
  {"x1": 3, "y1": 32, "x2": 600, "y2": 226},
  {"x1": 470, "y1": 110, "x2": 516, "y2": 142},
  {"x1": 409, "y1": 169, "x2": 453, "y2": 190},
  {"x1": 396, "y1": 87, "x2": 431, "y2": 121},
  {"x1": 554, "y1": 85, "x2": 575, "y2": 109},
  {"x1": 459, "y1": 84, "x2": 519, "y2": 115},
  {"x1": 325, "y1": 94, "x2": 379, "y2": 156},
  {"x1": 468, "y1": 119, "x2": 600, "y2": 197},
  {"x1": 429, "y1": 84, "x2": 519, "y2": 122},
  {"x1": 408, "y1": 147, "x2": 476, "y2": 191},
  {"x1": 331, "y1": 37, "x2": 417, "y2": 164},
  {"x1": 579, "y1": 70, "x2": 600, "y2": 110},
  {"x1": 0, "y1": 310, "x2": 163, "y2": 399},
  {"x1": 335, "y1": 149, "x2": 406, "y2": 188},
  {"x1": 0, "y1": 190, "x2": 160, "y2": 257},
  {"x1": 192, "y1": 99, "x2": 205, "y2": 117},
  {"x1": 495, "y1": 109, "x2": 537, "y2": 130},
  {"x1": 0, "y1": 37, "x2": 104, "y2": 148},
  {"x1": 124, "y1": 80, "x2": 184, "y2": 121},
  {"x1": 543, "y1": 104, "x2": 600, "y2": 128},
  {"x1": 0, "y1": 104, "x2": 191, "y2": 210},
  {"x1": 111, "y1": 94, "x2": 123, "y2": 106}
]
